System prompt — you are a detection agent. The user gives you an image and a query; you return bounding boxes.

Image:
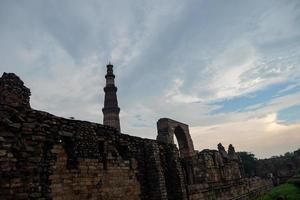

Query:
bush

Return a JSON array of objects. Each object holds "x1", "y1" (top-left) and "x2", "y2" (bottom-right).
[
  {"x1": 288, "y1": 176, "x2": 300, "y2": 188},
  {"x1": 295, "y1": 169, "x2": 300, "y2": 176},
  {"x1": 257, "y1": 183, "x2": 300, "y2": 200},
  {"x1": 287, "y1": 169, "x2": 300, "y2": 188}
]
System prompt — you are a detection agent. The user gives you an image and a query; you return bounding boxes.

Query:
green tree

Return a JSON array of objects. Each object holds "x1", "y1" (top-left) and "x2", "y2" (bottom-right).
[
  {"x1": 238, "y1": 152, "x2": 258, "y2": 177},
  {"x1": 284, "y1": 152, "x2": 294, "y2": 157}
]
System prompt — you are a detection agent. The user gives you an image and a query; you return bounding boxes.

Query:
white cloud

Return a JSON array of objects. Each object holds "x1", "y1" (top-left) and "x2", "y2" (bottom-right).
[
  {"x1": 165, "y1": 78, "x2": 200, "y2": 103},
  {"x1": 190, "y1": 113, "x2": 300, "y2": 158},
  {"x1": 204, "y1": 39, "x2": 259, "y2": 99},
  {"x1": 0, "y1": 0, "x2": 300, "y2": 158},
  {"x1": 251, "y1": 1, "x2": 300, "y2": 43}
]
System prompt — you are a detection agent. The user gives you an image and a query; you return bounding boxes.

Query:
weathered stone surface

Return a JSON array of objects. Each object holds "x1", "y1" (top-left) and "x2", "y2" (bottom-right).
[{"x1": 0, "y1": 72, "x2": 30, "y2": 109}]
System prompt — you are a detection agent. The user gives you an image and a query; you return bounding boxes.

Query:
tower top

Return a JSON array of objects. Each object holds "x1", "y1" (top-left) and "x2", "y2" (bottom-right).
[
  {"x1": 107, "y1": 62, "x2": 113, "y2": 67},
  {"x1": 106, "y1": 63, "x2": 115, "y2": 78}
]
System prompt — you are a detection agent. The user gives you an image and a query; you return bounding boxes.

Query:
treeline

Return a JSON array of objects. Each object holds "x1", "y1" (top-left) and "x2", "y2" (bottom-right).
[{"x1": 238, "y1": 148, "x2": 300, "y2": 182}]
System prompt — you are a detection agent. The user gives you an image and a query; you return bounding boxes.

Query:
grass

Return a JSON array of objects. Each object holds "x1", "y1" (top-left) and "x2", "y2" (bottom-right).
[
  {"x1": 257, "y1": 170, "x2": 300, "y2": 200},
  {"x1": 256, "y1": 183, "x2": 300, "y2": 200}
]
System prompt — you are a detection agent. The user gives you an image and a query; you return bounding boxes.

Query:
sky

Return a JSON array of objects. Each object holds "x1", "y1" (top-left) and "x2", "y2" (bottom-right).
[{"x1": 1, "y1": 0, "x2": 300, "y2": 158}]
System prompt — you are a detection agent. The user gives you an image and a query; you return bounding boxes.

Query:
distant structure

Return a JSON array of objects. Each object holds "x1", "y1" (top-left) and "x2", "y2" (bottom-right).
[{"x1": 102, "y1": 63, "x2": 121, "y2": 132}]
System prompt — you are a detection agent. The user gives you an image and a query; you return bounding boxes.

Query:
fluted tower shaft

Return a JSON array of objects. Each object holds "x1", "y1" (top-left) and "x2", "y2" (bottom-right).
[{"x1": 102, "y1": 64, "x2": 121, "y2": 132}]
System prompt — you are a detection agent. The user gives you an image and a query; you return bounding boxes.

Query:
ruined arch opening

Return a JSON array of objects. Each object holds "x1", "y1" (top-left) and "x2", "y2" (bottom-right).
[
  {"x1": 174, "y1": 126, "x2": 188, "y2": 156},
  {"x1": 156, "y1": 118, "x2": 195, "y2": 158}
]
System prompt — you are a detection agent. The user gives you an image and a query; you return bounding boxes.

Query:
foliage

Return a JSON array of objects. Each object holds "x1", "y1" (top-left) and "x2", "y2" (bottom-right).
[
  {"x1": 288, "y1": 169, "x2": 300, "y2": 188},
  {"x1": 238, "y1": 151, "x2": 257, "y2": 177},
  {"x1": 284, "y1": 152, "x2": 294, "y2": 157},
  {"x1": 256, "y1": 183, "x2": 300, "y2": 200},
  {"x1": 257, "y1": 170, "x2": 300, "y2": 200}
]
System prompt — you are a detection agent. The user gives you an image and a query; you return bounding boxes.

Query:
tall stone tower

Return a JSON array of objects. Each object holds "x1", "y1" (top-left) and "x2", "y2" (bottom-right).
[{"x1": 102, "y1": 63, "x2": 121, "y2": 132}]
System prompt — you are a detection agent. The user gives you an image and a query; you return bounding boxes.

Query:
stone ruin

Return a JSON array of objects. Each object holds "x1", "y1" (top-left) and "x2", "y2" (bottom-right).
[{"x1": 0, "y1": 73, "x2": 273, "y2": 200}]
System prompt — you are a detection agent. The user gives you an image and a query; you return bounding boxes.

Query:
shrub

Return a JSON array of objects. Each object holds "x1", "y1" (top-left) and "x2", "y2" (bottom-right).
[
  {"x1": 288, "y1": 177, "x2": 300, "y2": 188},
  {"x1": 257, "y1": 183, "x2": 300, "y2": 200}
]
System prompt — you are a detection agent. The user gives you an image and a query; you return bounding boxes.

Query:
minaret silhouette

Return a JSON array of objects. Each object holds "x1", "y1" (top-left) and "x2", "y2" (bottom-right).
[{"x1": 102, "y1": 63, "x2": 121, "y2": 132}]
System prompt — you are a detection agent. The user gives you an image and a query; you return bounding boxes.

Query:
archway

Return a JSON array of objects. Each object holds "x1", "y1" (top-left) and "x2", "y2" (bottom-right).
[
  {"x1": 156, "y1": 118, "x2": 195, "y2": 158},
  {"x1": 174, "y1": 126, "x2": 188, "y2": 156}
]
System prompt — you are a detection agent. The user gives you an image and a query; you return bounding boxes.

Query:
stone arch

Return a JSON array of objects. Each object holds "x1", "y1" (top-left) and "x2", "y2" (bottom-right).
[
  {"x1": 174, "y1": 126, "x2": 188, "y2": 150},
  {"x1": 156, "y1": 118, "x2": 195, "y2": 157}
]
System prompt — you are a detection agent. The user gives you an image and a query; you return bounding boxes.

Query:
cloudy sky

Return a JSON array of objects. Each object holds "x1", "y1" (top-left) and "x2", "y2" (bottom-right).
[{"x1": 1, "y1": 0, "x2": 300, "y2": 158}]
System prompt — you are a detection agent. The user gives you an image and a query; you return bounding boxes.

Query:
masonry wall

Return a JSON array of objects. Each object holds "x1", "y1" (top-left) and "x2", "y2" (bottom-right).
[
  {"x1": 0, "y1": 105, "x2": 190, "y2": 200},
  {"x1": 183, "y1": 150, "x2": 273, "y2": 200},
  {"x1": 0, "y1": 73, "x2": 189, "y2": 200}
]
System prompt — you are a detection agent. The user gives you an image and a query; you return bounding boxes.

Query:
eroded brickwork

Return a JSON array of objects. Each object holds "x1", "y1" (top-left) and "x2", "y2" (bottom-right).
[
  {"x1": 49, "y1": 144, "x2": 141, "y2": 200},
  {"x1": 183, "y1": 147, "x2": 273, "y2": 200}
]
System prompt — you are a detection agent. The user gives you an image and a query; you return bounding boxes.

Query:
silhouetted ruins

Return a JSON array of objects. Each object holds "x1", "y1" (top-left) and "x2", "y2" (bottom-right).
[{"x1": 1, "y1": 71, "x2": 294, "y2": 200}]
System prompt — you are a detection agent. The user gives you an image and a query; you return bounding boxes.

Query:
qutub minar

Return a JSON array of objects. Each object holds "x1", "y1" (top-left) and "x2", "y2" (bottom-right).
[{"x1": 102, "y1": 63, "x2": 121, "y2": 132}]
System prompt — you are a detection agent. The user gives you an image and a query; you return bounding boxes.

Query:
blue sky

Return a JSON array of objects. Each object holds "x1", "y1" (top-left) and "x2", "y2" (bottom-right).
[
  {"x1": 0, "y1": 0, "x2": 300, "y2": 158},
  {"x1": 212, "y1": 80, "x2": 300, "y2": 114}
]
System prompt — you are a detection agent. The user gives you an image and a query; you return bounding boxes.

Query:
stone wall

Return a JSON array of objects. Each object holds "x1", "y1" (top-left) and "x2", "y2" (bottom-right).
[
  {"x1": 0, "y1": 104, "x2": 188, "y2": 199},
  {"x1": 183, "y1": 148, "x2": 273, "y2": 200},
  {"x1": 0, "y1": 73, "x2": 188, "y2": 200},
  {"x1": 0, "y1": 73, "x2": 272, "y2": 200},
  {"x1": 187, "y1": 178, "x2": 272, "y2": 200}
]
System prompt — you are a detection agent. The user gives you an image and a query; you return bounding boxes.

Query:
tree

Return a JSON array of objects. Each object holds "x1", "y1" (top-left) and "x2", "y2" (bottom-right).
[
  {"x1": 238, "y1": 152, "x2": 258, "y2": 177},
  {"x1": 284, "y1": 152, "x2": 294, "y2": 157}
]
